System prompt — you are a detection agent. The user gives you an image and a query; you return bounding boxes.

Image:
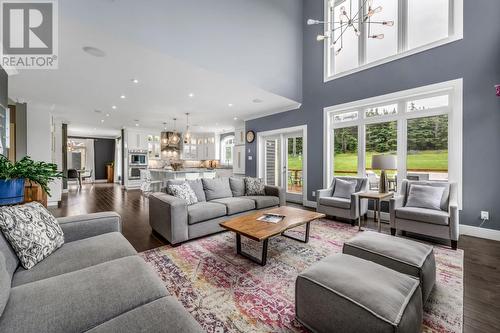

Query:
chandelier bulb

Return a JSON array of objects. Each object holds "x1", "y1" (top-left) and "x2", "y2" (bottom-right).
[{"x1": 335, "y1": 47, "x2": 342, "y2": 55}]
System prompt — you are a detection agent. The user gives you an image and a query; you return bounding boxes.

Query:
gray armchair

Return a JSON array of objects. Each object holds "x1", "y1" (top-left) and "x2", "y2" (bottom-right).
[
  {"x1": 390, "y1": 180, "x2": 459, "y2": 249},
  {"x1": 316, "y1": 177, "x2": 369, "y2": 225}
]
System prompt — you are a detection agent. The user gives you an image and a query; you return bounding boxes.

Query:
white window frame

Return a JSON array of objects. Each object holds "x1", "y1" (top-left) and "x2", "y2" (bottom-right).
[
  {"x1": 324, "y1": 0, "x2": 464, "y2": 81},
  {"x1": 323, "y1": 78, "x2": 463, "y2": 208}
]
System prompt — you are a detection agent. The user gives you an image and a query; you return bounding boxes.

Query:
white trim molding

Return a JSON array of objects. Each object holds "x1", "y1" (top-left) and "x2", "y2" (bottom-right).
[
  {"x1": 323, "y1": 78, "x2": 463, "y2": 208},
  {"x1": 257, "y1": 125, "x2": 308, "y2": 206},
  {"x1": 460, "y1": 225, "x2": 500, "y2": 242},
  {"x1": 323, "y1": 0, "x2": 464, "y2": 82}
]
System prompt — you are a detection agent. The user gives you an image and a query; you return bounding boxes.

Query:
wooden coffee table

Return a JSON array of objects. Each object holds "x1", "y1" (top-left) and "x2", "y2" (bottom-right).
[{"x1": 220, "y1": 206, "x2": 325, "y2": 266}]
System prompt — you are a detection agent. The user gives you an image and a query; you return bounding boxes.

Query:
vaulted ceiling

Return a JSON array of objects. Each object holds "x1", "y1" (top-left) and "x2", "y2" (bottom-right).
[{"x1": 8, "y1": 0, "x2": 303, "y2": 137}]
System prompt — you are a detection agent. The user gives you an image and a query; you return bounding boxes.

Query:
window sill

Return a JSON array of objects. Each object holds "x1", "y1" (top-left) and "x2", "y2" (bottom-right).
[{"x1": 323, "y1": 35, "x2": 463, "y2": 83}]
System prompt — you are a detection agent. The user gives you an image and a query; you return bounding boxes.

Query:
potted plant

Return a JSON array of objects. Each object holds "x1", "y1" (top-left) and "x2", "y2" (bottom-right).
[{"x1": 0, "y1": 155, "x2": 62, "y2": 205}]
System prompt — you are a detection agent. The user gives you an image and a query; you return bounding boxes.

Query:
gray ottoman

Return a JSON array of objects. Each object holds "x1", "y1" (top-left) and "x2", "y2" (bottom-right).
[
  {"x1": 296, "y1": 254, "x2": 422, "y2": 333},
  {"x1": 343, "y1": 231, "x2": 436, "y2": 303}
]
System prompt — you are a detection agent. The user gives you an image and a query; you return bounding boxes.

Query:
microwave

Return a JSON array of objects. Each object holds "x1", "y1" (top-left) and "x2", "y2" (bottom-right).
[{"x1": 129, "y1": 151, "x2": 147, "y2": 165}]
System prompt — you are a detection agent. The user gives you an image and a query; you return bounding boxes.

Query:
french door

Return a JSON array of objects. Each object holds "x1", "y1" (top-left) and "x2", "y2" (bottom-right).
[{"x1": 261, "y1": 130, "x2": 305, "y2": 204}]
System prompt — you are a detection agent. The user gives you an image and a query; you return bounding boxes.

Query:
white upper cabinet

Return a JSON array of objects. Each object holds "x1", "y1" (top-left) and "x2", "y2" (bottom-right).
[{"x1": 234, "y1": 127, "x2": 245, "y2": 146}]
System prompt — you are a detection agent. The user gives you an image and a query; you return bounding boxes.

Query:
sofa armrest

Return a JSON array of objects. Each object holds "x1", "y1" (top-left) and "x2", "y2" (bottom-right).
[
  {"x1": 149, "y1": 193, "x2": 189, "y2": 245},
  {"x1": 449, "y1": 202, "x2": 459, "y2": 241},
  {"x1": 57, "y1": 212, "x2": 122, "y2": 243},
  {"x1": 389, "y1": 196, "x2": 404, "y2": 227},
  {"x1": 316, "y1": 189, "x2": 332, "y2": 206},
  {"x1": 265, "y1": 185, "x2": 286, "y2": 206}
]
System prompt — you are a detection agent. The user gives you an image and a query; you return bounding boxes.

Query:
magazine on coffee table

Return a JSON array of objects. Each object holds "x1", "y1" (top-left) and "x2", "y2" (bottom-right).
[{"x1": 257, "y1": 213, "x2": 285, "y2": 223}]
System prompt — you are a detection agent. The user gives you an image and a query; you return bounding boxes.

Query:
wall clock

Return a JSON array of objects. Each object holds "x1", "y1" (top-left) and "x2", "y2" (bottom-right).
[{"x1": 246, "y1": 130, "x2": 256, "y2": 143}]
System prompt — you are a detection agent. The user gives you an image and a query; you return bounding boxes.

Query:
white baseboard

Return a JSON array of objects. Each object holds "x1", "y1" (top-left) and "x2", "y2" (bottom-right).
[{"x1": 460, "y1": 225, "x2": 500, "y2": 241}]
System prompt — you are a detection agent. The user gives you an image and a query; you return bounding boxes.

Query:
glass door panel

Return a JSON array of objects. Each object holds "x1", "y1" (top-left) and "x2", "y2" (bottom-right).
[
  {"x1": 264, "y1": 137, "x2": 281, "y2": 187},
  {"x1": 286, "y1": 135, "x2": 303, "y2": 195},
  {"x1": 333, "y1": 126, "x2": 358, "y2": 176},
  {"x1": 365, "y1": 121, "x2": 397, "y2": 191}
]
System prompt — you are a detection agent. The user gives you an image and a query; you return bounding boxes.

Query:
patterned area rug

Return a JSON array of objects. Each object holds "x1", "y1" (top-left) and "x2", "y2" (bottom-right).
[{"x1": 140, "y1": 220, "x2": 463, "y2": 333}]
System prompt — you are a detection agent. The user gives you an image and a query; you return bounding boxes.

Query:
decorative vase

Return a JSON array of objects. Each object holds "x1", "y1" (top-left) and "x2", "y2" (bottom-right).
[{"x1": 0, "y1": 178, "x2": 26, "y2": 205}]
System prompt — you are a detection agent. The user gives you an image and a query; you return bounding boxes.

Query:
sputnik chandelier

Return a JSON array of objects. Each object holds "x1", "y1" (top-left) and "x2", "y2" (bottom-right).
[{"x1": 308, "y1": 0, "x2": 394, "y2": 55}]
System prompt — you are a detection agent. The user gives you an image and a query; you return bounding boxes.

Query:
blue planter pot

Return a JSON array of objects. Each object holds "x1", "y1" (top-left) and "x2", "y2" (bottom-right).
[{"x1": 0, "y1": 179, "x2": 26, "y2": 205}]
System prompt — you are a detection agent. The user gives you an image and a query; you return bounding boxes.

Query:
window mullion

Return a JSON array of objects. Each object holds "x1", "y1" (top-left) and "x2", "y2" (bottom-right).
[
  {"x1": 398, "y1": 0, "x2": 408, "y2": 53},
  {"x1": 358, "y1": 0, "x2": 366, "y2": 66}
]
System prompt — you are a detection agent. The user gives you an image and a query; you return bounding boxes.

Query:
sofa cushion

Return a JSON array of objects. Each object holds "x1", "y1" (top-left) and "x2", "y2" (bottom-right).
[
  {"x1": 0, "y1": 232, "x2": 18, "y2": 285},
  {"x1": 187, "y1": 202, "x2": 227, "y2": 225},
  {"x1": 12, "y1": 232, "x2": 137, "y2": 287},
  {"x1": 332, "y1": 178, "x2": 357, "y2": 199},
  {"x1": 406, "y1": 184, "x2": 445, "y2": 211},
  {"x1": 202, "y1": 178, "x2": 233, "y2": 201},
  {"x1": 229, "y1": 177, "x2": 245, "y2": 197},
  {"x1": 244, "y1": 177, "x2": 266, "y2": 196},
  {"x1": 211, "y1": 197, "x2": 256, "y2": 215},
  {"x1": 396, "y1": 207, "x2": 449, "y2": 225},
  {"x1": 0, "y1": 202, "x2": 65, "y2": 269},
  {"x1": 168, "y1": 183, "x2": 198, "y2": 205},
  {"x1": 319, "y1": 197, "x2": 351, "y2": 209},
  {"x1": 0, "y1": 254, "x2": 10, "y2": 316},
  {"x1": 86, "y1": 297, "x2": 203, "y2": 333},
  {"x1": 245, "y1": 196, "x2": 280, "y2": 209},
  {"x1": 0, "y1": 256, "x2": 168, "y2": 333}
]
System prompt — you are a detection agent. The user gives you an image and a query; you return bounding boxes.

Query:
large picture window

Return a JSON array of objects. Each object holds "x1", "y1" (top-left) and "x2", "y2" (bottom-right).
[
  {"x1": 324, "y1": 79, "x2": 463, "y2": 206},
  {"x1": 325, "y1": 0, "x2": 463, "y2": 79}
]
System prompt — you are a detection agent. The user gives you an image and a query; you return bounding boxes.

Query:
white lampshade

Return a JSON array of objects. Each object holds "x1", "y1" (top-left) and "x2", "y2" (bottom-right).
[{"x1": 371, "y1": 154, "x2": 397, "y2": 170}]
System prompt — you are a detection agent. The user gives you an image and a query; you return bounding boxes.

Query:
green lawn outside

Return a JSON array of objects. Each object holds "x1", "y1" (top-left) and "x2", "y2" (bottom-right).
[
  {"x1": 334, "y1": 150, "x2": 448, "y2": 174},
  {"x1": 287, "y1": 155, "x2": 303, "y2": 170}
]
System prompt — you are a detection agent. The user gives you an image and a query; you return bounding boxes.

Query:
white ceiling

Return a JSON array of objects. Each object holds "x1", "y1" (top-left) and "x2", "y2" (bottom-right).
[{"x1": 7, "y1": 0, "x2": 302, "y2": 138}]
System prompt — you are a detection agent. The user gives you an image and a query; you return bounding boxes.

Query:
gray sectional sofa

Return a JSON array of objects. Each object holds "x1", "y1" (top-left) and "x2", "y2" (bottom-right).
[
  {"x1": 0, "y1": 212, "x2": 203, "y2": 333},
  {"x1": 149, "y1": 177, "x2": 285, "y2": 245}
]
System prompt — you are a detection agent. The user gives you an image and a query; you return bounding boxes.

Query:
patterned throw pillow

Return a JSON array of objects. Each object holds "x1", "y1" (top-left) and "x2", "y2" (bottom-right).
[
  {"x1": 245, "y1": 177, "x2": 266, "y2": 196},
  {"x1": 0, "y1": 202, "x2": 65, "y2": 270},
  {"x1": 168, "y1": 183, "x2": 198, "y2": 205}
]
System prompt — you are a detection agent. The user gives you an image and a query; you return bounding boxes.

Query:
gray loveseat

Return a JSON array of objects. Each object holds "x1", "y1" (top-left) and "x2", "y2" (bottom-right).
[
  {"x1": 149, "y1": 177, "x2": 285, "y2": 245},
  {"x1": 0, "y1": 212, "x2": 202, "y2": 333}
]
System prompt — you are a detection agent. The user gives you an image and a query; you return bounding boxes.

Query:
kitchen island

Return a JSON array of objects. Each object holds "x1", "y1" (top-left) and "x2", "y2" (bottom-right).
[{"x1": 147, "y1": 168, "x2": 217, "y2": 182}]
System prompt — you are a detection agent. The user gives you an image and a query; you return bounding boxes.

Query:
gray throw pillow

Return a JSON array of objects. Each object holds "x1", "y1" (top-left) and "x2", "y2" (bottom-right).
[
  {"x1": 332, "y1": 178, "x2": 357, "y2": 199},
  {"x1": 168, "y1": 183, "x2": 198, "y2": 205},
  {"x1": 245, "y1": 177, "x2": 266, "y2": 196},
  {"x1": 406, "y1": 184, "x2": 445, "y2": 211},
  {"x1": 0, "y1": 202, "x2": 65, "y2": 270},
  {"x1": 202, "y1": 178, "x2": 233, "y2": 201},
  {"x1": 186, "y1": 179, "x2": 206, "y2": 202},
  {"x1": 229, "y1": 177, "x2": 245, "y2": 197}
]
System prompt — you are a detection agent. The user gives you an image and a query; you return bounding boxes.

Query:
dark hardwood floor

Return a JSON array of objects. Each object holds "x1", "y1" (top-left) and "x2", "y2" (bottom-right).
[{"x1": 49, "y1": 184, "x2": 500, "y2": 333}]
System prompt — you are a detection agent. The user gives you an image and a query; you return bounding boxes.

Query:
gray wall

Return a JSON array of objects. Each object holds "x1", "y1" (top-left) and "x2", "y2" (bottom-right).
[
  {"x1": 246, "y1": 0, "x2": 500, "y2": 230},
  {"x1": 93, "y1": 138, "x2": 115, "y2": 180}
]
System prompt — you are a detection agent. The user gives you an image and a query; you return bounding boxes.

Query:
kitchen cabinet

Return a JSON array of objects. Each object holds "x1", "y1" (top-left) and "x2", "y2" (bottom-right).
[
  {"x1": 147, "y1": 134, "x2": 161, "y2": 160},
  {"x1": 234, "y1": 127, "x2": 245, "y2": 146},
  {"x1": 181, "y1": 133, "x2": 216, "y2": 160},
  {"x1": 233, "y1": 145, "x2": 245, "y2": 174},
  {"x1": 127, "y1": 129, "x2": 149, "y2": 150}
]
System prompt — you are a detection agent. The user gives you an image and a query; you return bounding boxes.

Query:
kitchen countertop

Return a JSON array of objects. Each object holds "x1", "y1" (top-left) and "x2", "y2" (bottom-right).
[{"x1": 148, "y1": 168, "x2": 217, "y2": 174}]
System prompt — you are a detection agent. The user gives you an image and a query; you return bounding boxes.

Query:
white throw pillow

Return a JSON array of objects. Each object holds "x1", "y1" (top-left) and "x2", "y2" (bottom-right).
[
  {"x1": 0, "y1": 202, "x2": 65, "y2": 269},
  {"x1": 406, "y1": 185, "x2": 445, "y2": 211},
  {"x1": 168, "y1": 183, "x2": 198, "y2": 205},
  {"x1": 332, "y1": 179, "x2": 357, "y2": 199}
]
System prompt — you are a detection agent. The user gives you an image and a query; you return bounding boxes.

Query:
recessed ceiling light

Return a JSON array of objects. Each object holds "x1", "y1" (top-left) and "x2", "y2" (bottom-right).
[
  {"x1": 100, "y1": 119, "x2": 105, "y2": 123},
  {"x1": 106, "y1": 113, "x2": 110, "y2": 117},
  {"x1": 82, "y1": 46, "x2": 106, "y2": 57},
  {"x1": 112, "y1": 105, "x2": 117, "y2": 110},
  {"x1": 131, "y1": 78, "x2": 139, "y2": 84},
  {"x1": 228, "y1": 103, "x2": 233, "y2": 107},
  {"x1": 188, "y1": 93, "x2": 194, "y2": 98},
  {"x1": 233, "y1": 117, "x2": 238, "y2": 120},
  {"x1": 120, "y1": 95, "x2": 126, "y2": 99},
  {"x1": 135, "y1": 123, "x2": 139, "y2": 127}
]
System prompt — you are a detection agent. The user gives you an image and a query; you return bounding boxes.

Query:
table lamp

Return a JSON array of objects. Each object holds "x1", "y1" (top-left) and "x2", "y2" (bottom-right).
[{"x1": 371, "y1": 155, "x2": 397, "y2": 193}]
